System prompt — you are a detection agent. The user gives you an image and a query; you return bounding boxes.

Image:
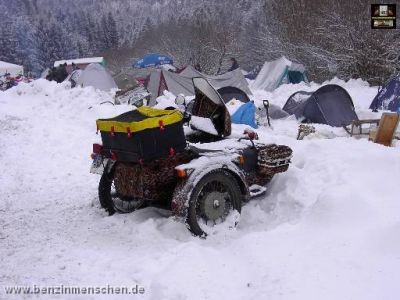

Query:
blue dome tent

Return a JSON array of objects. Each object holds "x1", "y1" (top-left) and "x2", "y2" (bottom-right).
[{"x1": 369, "y1": 75, "x2": 400, "y2": 112}]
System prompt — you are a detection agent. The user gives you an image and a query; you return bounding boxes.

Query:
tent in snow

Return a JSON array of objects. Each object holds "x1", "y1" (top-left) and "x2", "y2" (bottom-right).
[
  {"x1": 113, "y1": 72, "x2": 141, "y2": 90},
  {"x1": 369, "y1": 75, "x2": 400, "y2": 112},
  {"x1": 0, "y1": 60, "x2": 23, "y2": 77},
  {"x1": 262, "y1": 104, "x2": 290, "y2": 120},
  {"x1": 252, "y1": 57, "x2": 308, "y2": 92},
  {"x1": 65, "y1": 69, "x2": 83, "y2": 88},
  {"x1": 40, "y1": 68, "x2": 50, "y2": 79},
  {"x1": 146, "y1": 66, "x2": 251, "y2": 106},
  {"x1": 54, "y1": 57, "x2": 105, "y2": 74},
  {"x1": 231, "y1": 101, "x2": 258, "y2": 129},
  {"x1": 76, "y1": 63, "x2": 117, "y2": 91},
  {"x1": 282, "y1": 84, "x2": 357, "y2": 127},
  {"x1": 217, "y1": 86, "x2": 250, "y2": 104}
]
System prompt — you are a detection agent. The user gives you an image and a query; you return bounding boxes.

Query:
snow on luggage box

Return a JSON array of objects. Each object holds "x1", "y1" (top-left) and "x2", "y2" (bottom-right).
[{"x1": 96, "y1": 107, "x2": 186, "y2": 162}]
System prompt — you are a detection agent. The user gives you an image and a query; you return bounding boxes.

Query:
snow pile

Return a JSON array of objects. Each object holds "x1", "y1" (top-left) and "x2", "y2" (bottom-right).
[
  {"x1": 190, "y1": 116, "x2": 218, "y2": 135},
  {"x1": 153, "y1": 89, "x2": 177, "y2": 109},
  {"x1": 0, "y1": 80, "x2": 132, "y2": 198},
  {"x1": 1, "y1": 79, "x2": 400, "y2": 300},
  {"x1": 154, "y1": 90, "x2": 195, "y2": 109}
]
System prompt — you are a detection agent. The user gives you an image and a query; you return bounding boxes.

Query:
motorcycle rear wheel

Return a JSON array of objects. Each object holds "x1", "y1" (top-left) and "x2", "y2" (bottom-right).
[{"x1": 98, "y1": 170, "x2": 144, "y2": 214}]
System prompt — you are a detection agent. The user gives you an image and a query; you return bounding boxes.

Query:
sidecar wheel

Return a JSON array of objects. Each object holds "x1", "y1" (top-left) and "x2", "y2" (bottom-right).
[{"x1": 187, "y1": 169, "x2": 242, "y2": 237}]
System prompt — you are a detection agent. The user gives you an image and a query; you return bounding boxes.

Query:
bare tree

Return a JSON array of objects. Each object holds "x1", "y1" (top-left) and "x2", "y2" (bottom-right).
[{"x1": 247, "y1": 0, "x2": 400, "y2": 84}]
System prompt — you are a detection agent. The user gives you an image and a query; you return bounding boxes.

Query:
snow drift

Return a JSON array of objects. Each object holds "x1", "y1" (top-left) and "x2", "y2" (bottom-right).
[{"x1": 0, "y1": 78, "x2": 399, "y2": 300}]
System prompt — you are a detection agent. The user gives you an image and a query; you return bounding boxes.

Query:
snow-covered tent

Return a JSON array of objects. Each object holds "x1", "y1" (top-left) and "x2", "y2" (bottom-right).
[
  {"x1": 251, "y1": 57, "x2": 308, "y2": 92},
  {"x1": 0, "y1": 60, "x2": 23, "y2": 77},
  {"x1": 179, "y1": 66, "x2": 251, "y2": 96},
  {"x1": 282, "y1": 84, "x2": 357, "y2": 127},
  {"x1": 146, "y1": 66, "x2": 251, "y2": 106},
  {"x1": 369, "y1": 75, "x2": 400, "y2": 112},
  {"x1": 76, "y1": 63, "x2": 117, "y2": 91},
  {"x1": 65, "y1": 69, "x2": 83, "y2": 88}
]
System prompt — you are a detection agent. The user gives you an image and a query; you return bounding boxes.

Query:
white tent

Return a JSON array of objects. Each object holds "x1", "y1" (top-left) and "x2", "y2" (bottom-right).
[
  {"x1": 251, "y1": 57, "x2": 308, "y2": 92},
  {"x1": 76, "y1": 63, "x2": 117, "y2": 91},
  {"x1": 147, "y1": 66, "x2": 251, "y2": 105},
  {"x1": 0, "y1": 61, "x2": 23, "y2": 77}
]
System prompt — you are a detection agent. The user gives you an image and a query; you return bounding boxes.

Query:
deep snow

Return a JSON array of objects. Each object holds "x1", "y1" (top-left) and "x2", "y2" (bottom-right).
[{"x1": 0, "y1": 79, "x2": 399, "y2": 300}]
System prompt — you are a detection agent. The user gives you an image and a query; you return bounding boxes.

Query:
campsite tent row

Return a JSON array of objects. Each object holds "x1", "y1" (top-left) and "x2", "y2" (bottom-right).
[
  {"x1": 49, "y1": 54, "x2": 400, "y2": 116},
  {"x1": 259, "y1": 57, "x2": 400, "y2": 114},
  {"x1": 146, "y1": 66, "x2": 252, "y2": 106},
  {"x1": 146, "y1": 56, "x2": 308, "y2": 103},
  {"x1": 215, "y1": 83, "x2": 359, "y2": 128}
]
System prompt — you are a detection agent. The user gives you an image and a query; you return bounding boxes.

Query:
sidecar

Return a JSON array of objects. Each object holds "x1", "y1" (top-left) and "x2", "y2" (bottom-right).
[{"x1": 90, "y1": 77, "x2": 292, "y2": 237}]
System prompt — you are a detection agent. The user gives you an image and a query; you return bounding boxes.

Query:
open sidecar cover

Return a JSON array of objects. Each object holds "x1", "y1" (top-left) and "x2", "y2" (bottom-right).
[
  {"x1": 191, "y1": 77, "x2": 232, "y2": 137},
  {"x1": 96, "y1": 106, "x2": 186, "y2": 162}
]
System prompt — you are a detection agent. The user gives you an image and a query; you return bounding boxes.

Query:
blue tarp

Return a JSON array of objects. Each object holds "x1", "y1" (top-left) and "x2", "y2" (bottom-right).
[
  {"x1": 370, "y1": 76, "x2": 400, "y2": 112},
  {"x1": 133, "y1": 53, "x2": 173, "y2": 69},
  {"x1": 231, "y1": 101, "x2": 258, "y2": 128}
]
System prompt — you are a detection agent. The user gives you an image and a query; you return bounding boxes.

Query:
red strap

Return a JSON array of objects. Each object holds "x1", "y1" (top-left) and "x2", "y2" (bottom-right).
[
  {"x1": 110, "y1": 126, "x2": 115, "y2": 137},
  {"x1": 169, "y1": 147, "x2": 175, "y2": 156},
  {"x1": 159, "y1": 120, "x2": 165, "y2": 131},
  {"x1": 126, "y1": 127, "x2": 131, "y2": 138}
]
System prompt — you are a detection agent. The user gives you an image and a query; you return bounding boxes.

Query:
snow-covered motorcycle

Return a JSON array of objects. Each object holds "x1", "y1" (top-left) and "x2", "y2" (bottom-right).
[{"x1": 90, "y1": 77, "x2": 292, "y2": 237}]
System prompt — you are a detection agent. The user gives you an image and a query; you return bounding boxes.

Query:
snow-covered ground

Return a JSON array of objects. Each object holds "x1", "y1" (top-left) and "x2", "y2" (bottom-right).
[{"x1": 0, "y1": 79, "x2": 399, "y2": 300}]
